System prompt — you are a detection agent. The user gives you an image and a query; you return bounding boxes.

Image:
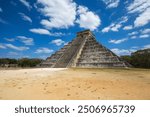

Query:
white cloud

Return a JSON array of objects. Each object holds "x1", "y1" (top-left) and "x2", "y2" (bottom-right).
[
  {"x1": 123, "y1": 25, "x2": 133, "y2": 30},
  {"x1": 5, "y1": 38, "x2": 15, "y2": 42},
  {"x1": 102, "y1": 16, "x2": 128, "y2": 33},
  {"x1": 131, "y1": 36, "x2": 137, "y2": 39},
  {"x1": 128, "y1": 30, "x2": 150, "y2": 39},
  {"x1": 29, "y1": 28, "x2": 65, "y2": 37},
  {"x1": 19, "y1": 0, "x2": 32, "y2": 10},
  {"x1": 134, "y1": 8, "x2": 150, "y2": 27},
  {"x1": 30, "y1": 28, "x2": 51, "y2": 35},
  {"x1": 35, "y1": 48, "x2": 53, "y2": 54},
  {"x1": 141, "y1": 28, "x2": 150, "y2": 34},
  {"x1": 37, "y1": 0, "x2": 76, "y2": 29},
  {"x1": 0, "y1": 44, "x2": 6, "y2": 49},
  {"x1": 0, "y1": 8, "x2": 3, "y2": 12},
  {"x1": 127, "y1": 0, "x2": 150, "y2": 27},
  {"x1": 17, "y1": 36, "x2": 34, "y2": 45},
  {"x1": 36, "y1": 0, "x2": 100, "y2": 30},
  {"x1": 102, "y1": 23, "x2": 114, "y2": 33},
  {"x1": 111, "y1": 48, "x2": 136, "y2": 55},
  {"x1": 120, "y1": 16, "x2": 128, "y2": 24},
  {"x1": 128, "y1": 31, "x2": 138, "y2": 36},
  {"x1": 143, "y1": 44, "x2": 150, "y2": 49},
  {"x1": 111, "y1": 24, "x2": 122, "y2": 31},
  {"x1": 102, "y1": 0, "x2": 120, "y2": 8},
  {"x1": 102, "y1": 27, "x2": 111, "y2": 33},
  {"x1": 111, "y1": 48, "x2": 130, "y2": 55},
  {"x1": 5, "y1": 44, "x2": 29, "y2": 51},
  {"x1": 19, "y1": 13, "x2": 32, "y2": 23},
  {"x1": 131, "y1": 46, "x2": 139, "y2": 49},
  {"x1": 51, "y1": 39, "x2": 65, "y2": 46},
  {"x1": 109, "y1": 38, "x2": 128, "y2": 44},
  {"x1": 139, "y1": 34, "x2": 150, "y2": 38},
  {"x1": 76, "y1": 5, "x2": 101, "y2": 31},
  {"x1": 127, "y1": 0, "x2": 150, "y2": 13},
  {"x1": 102, "y1": 23, "x2": 122, "y2": 32}
]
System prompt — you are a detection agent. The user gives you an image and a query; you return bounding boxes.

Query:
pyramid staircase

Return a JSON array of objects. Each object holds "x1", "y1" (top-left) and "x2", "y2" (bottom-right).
[{"x1": 40, "y1": 30, "x2": 127, "y2": 68}]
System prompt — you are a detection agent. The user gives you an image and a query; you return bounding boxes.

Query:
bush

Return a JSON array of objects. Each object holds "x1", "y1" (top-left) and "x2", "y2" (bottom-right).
[
  {"x1": 121, "y1": 49, "x2": 150, "y2": 69},
  {"x1": 0, "y1": 58, "x2": 43, "y2": 68},
  {"x1": 18, "y1": 58, "x2": 43, "y2": 67}
]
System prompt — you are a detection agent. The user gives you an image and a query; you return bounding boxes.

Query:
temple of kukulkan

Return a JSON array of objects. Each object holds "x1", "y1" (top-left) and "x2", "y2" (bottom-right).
[{"x1": 40, "y1": 30, "x2": 127, "y2": 68}]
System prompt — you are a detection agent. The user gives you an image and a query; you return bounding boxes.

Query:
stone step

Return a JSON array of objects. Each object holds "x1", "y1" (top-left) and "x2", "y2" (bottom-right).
[
  {"x1": 39, "y1": 30, "x2": 127, "y2": 68},
  {"x1": 54, "y1": 36, "x2": 86, "y2": 68},
  {"x1": 40, "y1": 39, "x2": 73, "y2": 67},
  {"x1": 76, "y1": 62, "x2": 125, "y2": 68},
  {"x1": 81, "y1": 52, "x2": 112, "y2": 56},
  {"x1": 79, "y1": 56, "x2": 113, "y2": 59}
]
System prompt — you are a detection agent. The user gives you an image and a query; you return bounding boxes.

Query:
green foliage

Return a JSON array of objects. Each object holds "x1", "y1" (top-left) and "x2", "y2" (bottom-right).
[
  {"x1": 121, "y1": 49, "x2": 150, "y2": 69},
  {"x1": 0, "y1": 58, "x2": 43, "y2": 67},
  {"x1": 0, "y1": 58, "x2": 17, "y2": 64},
  {"x1": 131, "y1": 53, "x2": 150, "y2": 68},
  {"x1": 18, "y1": 58, "x2": 43, "y2": 67},
  {"x1": 121, "y1": 55, "x2": 132, "y2": 64}
]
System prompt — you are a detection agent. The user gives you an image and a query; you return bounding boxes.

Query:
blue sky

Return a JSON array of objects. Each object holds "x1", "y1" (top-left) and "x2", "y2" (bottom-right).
[{"x1": 0, "y1": 0, "x2": 150, "y2": 59}]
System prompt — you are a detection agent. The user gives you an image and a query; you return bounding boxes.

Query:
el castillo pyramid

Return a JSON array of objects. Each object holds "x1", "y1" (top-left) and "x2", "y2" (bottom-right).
[{"x1": 40, "y1": 30, "x2": 127, "y2": 68}]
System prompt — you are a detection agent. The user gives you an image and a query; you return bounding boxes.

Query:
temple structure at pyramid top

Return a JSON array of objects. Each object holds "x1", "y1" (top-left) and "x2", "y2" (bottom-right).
[{"x1": 40, "y1": 30, "x2": 127, "y2": 68}]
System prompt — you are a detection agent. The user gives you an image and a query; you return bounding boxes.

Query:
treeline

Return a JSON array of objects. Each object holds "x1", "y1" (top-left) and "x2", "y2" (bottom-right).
[
  {"x1": 121, "y1": 49, "x2": 150, "y2": 69},
  {"x1": 0, "y1": 58, "x2": 43, "y2": 67}
]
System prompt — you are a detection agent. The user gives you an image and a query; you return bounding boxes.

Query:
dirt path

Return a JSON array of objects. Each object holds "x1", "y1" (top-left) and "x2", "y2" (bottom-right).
[{"x1": 0, "y1": 68, "x2": 150, "y2": 100}]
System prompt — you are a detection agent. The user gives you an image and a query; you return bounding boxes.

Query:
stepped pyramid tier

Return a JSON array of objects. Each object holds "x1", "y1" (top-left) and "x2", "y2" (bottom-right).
[{"x1": 40, "y1": 30, "x2": 127, "y2": 68}]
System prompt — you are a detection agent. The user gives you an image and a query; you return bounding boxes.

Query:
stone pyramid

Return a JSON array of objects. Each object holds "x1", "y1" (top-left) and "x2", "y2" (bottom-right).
[{"x1": 40, "y1": 30, "x2": 127, "y2": 68}]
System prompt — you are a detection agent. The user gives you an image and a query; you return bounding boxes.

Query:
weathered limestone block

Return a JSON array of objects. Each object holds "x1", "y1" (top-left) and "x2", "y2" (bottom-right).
[{"x1": 40, "y1": 30, "x2": 127, "y2": 68}]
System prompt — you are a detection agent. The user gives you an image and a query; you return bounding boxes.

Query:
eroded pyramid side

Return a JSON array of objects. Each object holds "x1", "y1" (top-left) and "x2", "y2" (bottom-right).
[{"x1": 40, "y1": 30, "x2": 127, "y2": 68}]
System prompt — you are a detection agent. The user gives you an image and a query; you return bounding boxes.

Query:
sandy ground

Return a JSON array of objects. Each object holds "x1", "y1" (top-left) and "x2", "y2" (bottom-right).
[{"x1": 0, "y1": 68, "x2": 150, "y2": 100}]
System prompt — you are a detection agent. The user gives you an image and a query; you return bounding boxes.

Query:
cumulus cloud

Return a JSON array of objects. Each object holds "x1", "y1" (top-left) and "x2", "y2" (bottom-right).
[
  {"x1": 102, "y1": 23, "x2": 122, "y2": 32},
  {"x1": 102, "y1": 0, "x2": 120, "y2": 8},
  {"x1": 123, "y1": 25, "x2": 133, "y2": 30},
  {"x1": 51, "y1": 39, "x2": 65, "y2": 46},
  {"x1": 76, "y1": 5, "x2": 101, "y2": 31},
  {"x1": 111, "y1": 48, "x2": 136, "y2": 55},
  {"x1": 1, "y1": 43, "x2": 29, "y2": 51},
  {"x1": 143, "y1": 44, "x2": 150, "y2": 49},
  {"x1": 36, "y1": 0, "x2": 76, "y2": 29},
  {"x1": 111, "y1": 24, "x2": 122, "y2": 32},
  {"x1": 19, "y1": 0, "x2": 32, "y2": 10},
  {"x1": 130, "y1": 36, "x2": 137, "y2": 39},
  {"x1": 141, "y1": 28, "x2": 150, "y2": 34},
  {"x1": 134, "y1": 8, "x2": 150, "y2": 27},
  {"x1": 30, "y1": 28, "x2": 51, "y2": 35},
  {"x1": 139, "y1": 34, "x2": 150, "y2": 38},
  {"x1": 5, "y1": 44, "x2": 29, "y2": 51},
  {"x1": 102, "y1": 16, "x2": 128, "y2": 33},
  {"x1": 127, "y1": 0, "x2": 150, "y2": 13},
  {"x1": 35, "y1": 0, "x2": 100, "y2": 31},
  {"x1": 19, "y1": 13, "x2": 32, "y2": 23},
  {"x1": 128, "y1": 31, "x2": 138, "y2": 36},
  {"x1": 29, "y1": 28, "x2": 65, "y2": 37},
  {"x1": 0, "y1": 44, "x2": 6, "y2": 49},
  {"x1": 35, "y1": 47, "x2": 53, "y2": 54},
  {"x1": 128, "y1": 30, "x2": 150, "y2": 39},
  {"x1": 17, "y1": 36, "x2": 34, "y2": 45},
  {"x1": 109, "y1": 38, "x2": 128, "y2": 44},
  {"x1": 127, "y1": 0, "x2": 150, "y2": 27}
]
